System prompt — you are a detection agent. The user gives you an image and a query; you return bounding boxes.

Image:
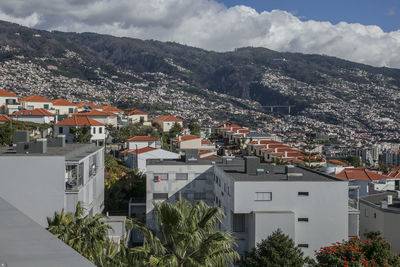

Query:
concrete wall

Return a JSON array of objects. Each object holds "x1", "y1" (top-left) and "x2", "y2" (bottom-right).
[
  {"x1": 0, "y1": 156, "x2": 66, "y2": 227},
  {"x1": 360, "y1": 202, "x2": 400, "y2": 254}
]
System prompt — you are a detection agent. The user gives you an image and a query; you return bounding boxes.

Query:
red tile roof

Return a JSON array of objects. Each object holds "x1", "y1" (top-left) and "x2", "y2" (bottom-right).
[
  {"x1": 102, "y1": 106, "x2": 124, "y2": 113},
  {"x1": 19, "y1": 95, "x2": 52, "y2": 103},
  {"x1": 52, "y1": 99, "x2": 76, "y2": 106},
  {"x1": 0, "y1": 114, "x2": 12, "y2": 122},
  {"x1": 129, "y1": 146, "x2": 157, "y2": 155},
  {"x1": 203, "y1": 155, "x2": 219, "y2": 159},
  {"x1": 388, "y1": 171, "x2": 400, "y2": 179},
  {"x1": 11, "y1": 108, "x2": 55, "y2": 117},
  {"x1": 76, "y1": 102, "x2": 101, "y2": 109},
  {"x1": 126, "y1": 109, "x2": 148, "y2": 115},
  {"x1": 126, "y1": 136, "x2": 159, "y2": 142},
  {"x1": 73, "y1": 110, "x2": 117, "y2": 117},
  {"x1": 0, "y1": 89, "x2": 18, "y2": 97},
  {"x1": 335, "y1": 168, "x2": 389, "y2": 181},
  {"x1": 153, "y1": 115, "x2": 182, "y2": 122},
  {"x1": 56, "y1": 116, "x2": 104, "y2": 126},
  {"x1": 329, "y1": 159, "x2": 348, "y2": 166},
  {"x1": 173, "y1": 135, "x2": 201, "y2": 141}
]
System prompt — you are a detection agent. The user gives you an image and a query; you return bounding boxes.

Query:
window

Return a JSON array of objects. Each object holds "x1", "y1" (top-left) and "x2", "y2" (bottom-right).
[
  {"x1": 298, "y1": 192, "x2": 309, "y2": 196},
  {"x1": 93, "y1": 127, "x2": 96, "y2": 134},
  {"x1": 153, "y1": 193, "x2": 168, "y2": 200},
  {"x1": 154, "y1": 173, "x2": 168, "y2": 181},
  {"x1": 233, "y1": 214, "x2": 245, "y2": 232},
  {"x1": 44, "y1": 104, "x2": 49, "y2": 109},
  {"x1": 298, "y1": 244, "x2": 309, "y2": 248},
  {"x1": 59, "y1": 127, "x2": 63, "y2": 134},
  {"x1": 215, "y1": 176, "x2": 219, "y2": 184},
  {"x1": 68, "y1": 108, "x2": 74, "y2": 113},
  {"x1": 255, "y1": 192, "x2": 272, "y2": 201},
  {"x1": 176, "y1": 173, "x2": 188, "y2": 180},
  {"x1": 298, "y1": 218, "x2": 309, "y2": 222},
  {"x1": 140, "y1": 116, "x2": 145, "y2": 123},
  {"x1": 194, "y1": 192, "x2": 206, "y2": 200},
  {"x1": 99, "y1": 127, "x2": 102, "y2": 134}
]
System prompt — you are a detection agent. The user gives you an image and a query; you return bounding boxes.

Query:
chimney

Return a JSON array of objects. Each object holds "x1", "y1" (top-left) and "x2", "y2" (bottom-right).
[
  {"x1": 284, "y1": 151, "x2": 288, "y2": 158},
  {"x1": 35, "y1": 138, "x2": 47, "y2": 154},
  {"x1": 244, "y1": 156, "x2": 260, "y2": 175},
  {"x1": 387, "y1": 195, "x2": 393, "y2": 205},
  {"x1": 257, "y1": 140, "x2": 260, "y2": 145},
  {"x1": 274, "y1": 148, "x2": 278, "y2": 153}
]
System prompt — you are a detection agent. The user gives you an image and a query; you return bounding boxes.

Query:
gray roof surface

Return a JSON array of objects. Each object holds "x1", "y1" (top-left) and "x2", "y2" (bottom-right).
[
  {"x1": 0, "y1": 143, "x2": 102, "y2": 162},
  {"x1": 0, "y1": 197, "x2": 95, "y2": 267},
  {"x1": 217, "y1": 164, "x2": 341, "y2": 182},
  {"x1": 361, "y1": 192, "x2": 400, "y2": 212}
]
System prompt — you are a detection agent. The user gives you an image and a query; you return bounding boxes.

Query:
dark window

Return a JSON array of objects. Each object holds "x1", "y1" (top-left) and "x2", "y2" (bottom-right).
[
  {"x1": 99, "y1": 127, "x2": 102, "y2": 134},
  {"x1": 233, "y1": 214, "x2": 245, "y2": 232},
  {"x1": 374, "y1": 213, "x2": 376, "y2": 218},
  {"x1": 396, "y1": 180, "x2": 400, "y2": 191},
  {"x1": 93, "y1": 127, "x2": 96, "y2": 134},
  {"x1": 176, "y1": 173, "x2": 188, "y2": 180},
  {"x1": 298, "y1": 244, "x2": 309, "y2": 248},
  {"x1": 44, "y1": 104, "x2": 49, "y2": 109},
  {"x1": 153, "y1": 193, "x2": 168, "y2": 200},
  {"x1": 298, "y1": 218, "x2": 309, "y2": 222},
  {"x1": 140, "y1": 116, "x2": 144, "y2": 123},
  {"x1": 298, "y1": 192, "x2": 309, "y2": 196},
  {"x1": 59, "y1": 127, "x2": 63, "y2": 134},
  {"x1": 68, "y1": 108, "x2": 74, "y2": 113}
]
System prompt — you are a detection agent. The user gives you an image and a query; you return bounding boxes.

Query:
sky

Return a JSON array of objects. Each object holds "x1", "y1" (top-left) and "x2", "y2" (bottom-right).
[{"x1": 0, "y1": 0, "x2": 399, "y2": 68}]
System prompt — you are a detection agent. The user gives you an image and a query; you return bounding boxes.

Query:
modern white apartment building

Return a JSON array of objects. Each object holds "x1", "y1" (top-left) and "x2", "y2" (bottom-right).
[
  {"x1": 0, "y1": 131, "x2": 104, "y2": 227},
  {"x1": 145, "y1": 155, "x2": 349, "y2": 257}
]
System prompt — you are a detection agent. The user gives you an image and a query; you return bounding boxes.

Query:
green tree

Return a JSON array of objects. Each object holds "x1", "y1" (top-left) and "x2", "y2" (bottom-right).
[
  {"x1": 70, "y1": 126, "x2": 92, "y2": 143},
  {"x1": 169, "y1": 122, "x2": 183, "y2": 137},
  {"x1": 316, "y1": 232, "x2": 400, "y2": 267},
  {"x1": 131, "y1": 198, "x2": 240, "y2": 266},
  {"x1": 188, "y1": 121, "x2": 201, "y2": 136},
  {"x1": 242, "y1": 229, "x2": 310, "y2": 267}
]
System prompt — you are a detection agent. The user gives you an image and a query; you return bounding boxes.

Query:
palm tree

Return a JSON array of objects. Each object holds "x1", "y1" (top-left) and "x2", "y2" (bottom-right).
[{"x1": 131, "y1": 198, "x2": 240, "y2": 267}]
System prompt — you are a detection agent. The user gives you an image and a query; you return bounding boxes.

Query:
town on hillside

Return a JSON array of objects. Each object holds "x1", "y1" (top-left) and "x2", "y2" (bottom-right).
[{"x1": 1, "y1": 88, "x2": 400, "y2": 266}]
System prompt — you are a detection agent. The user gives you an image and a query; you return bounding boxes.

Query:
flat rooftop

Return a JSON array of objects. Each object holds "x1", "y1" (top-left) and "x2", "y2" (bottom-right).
[
  {"x1": 361, "y1": 192, "x2": 400, "y2": 212},
  {"x1": 0, "y1": 143, "x2": 102, "y2": 161},
  {"x1": 0, "y1": 197, "x2": 94, "y2": 267}
]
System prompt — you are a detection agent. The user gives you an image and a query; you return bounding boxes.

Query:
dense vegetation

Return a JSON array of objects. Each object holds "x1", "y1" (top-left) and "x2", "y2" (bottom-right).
[{"x1": 0, "y1": 120, "x2": 50, "y2": 145}]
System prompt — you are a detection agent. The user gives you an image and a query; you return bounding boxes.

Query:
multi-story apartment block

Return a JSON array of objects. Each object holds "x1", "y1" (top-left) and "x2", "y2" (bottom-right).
[
  {"x1": 0, "y1": 132, "x2": 104, "y2": 227},
  {"x1": 380, "y1": 152, "x2": 400, "y2": 166},
  {"x1": 145, "y1": 155, "x2": 349, "y2": 257}
]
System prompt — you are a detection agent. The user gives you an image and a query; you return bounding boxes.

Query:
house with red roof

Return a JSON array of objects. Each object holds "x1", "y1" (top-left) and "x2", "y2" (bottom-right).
[
  {"x1": 10, "y1": 108, "x2": 56, "y2": 124},
  {"x1": 124, "y1": 146, "x2": 179, "y2": 172},
  {"x1": 55, "y1": 115, "x2": 105, "y2": 145},
  {"x1": 73, "y1": 110, "x2": 118, "y2": 127},
  {"x1": 52, "y1": 99, "x2": 77, "y2": 115},
  {"x1": 19, "y1": 95, "x2": 53, "y2": 110},
  {"x1": 152, "y1": 115, "x2": 183, "y2": 132},
  {"x1": 125, "y1": 136, "x2": 160, "y2": 150},
  {"x1": 171, "y1": 135, "x2": 216, "y2": 153},
  {"x1": 0, "y1": 114, "x2": 12, "y2": 124},
  {"x1": 102, "y1": 105, "x2": 124, "y2": 117},
  {"x1": 125, "y1": 109, "x2": 150, "y2": 125},
  {"x1": 0, "y1": 89, "x2": 19, "y2": 114},
  {"x1": 335, "y1": 168, "x2": 389, "y2": 196}
]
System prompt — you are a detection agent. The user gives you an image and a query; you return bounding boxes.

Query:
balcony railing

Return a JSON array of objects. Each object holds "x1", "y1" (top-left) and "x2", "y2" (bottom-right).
[{"x1": 65, "y1": 164, "x2": 83, "y2": 190}]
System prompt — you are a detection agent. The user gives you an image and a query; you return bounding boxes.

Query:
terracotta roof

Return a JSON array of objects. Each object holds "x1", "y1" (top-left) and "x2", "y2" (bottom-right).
[
  {"x1": 52, "y1": 99, "x2": 76, "y2": 106},
  {"x1": 11, "y1": 108, "x2": 55, "y2": 117},
  {"x1": 73, "y1": 110, "x2": 117, "y2": 117},
  {"x1": 173, "y1": 135, "x2": 201, "y2": 141},
  {"x1": 129, "y1": 146, "x2": 157, "y2": 155},
  {"x1": 76, "y1": 102, "x2": 101, "y2": 109},
  {"x1": 388, "y1": 171, "x2": 400, "y2": 179},
  {"x1": 19, "y1": 95, "x2": 52, "y2": 103},
  {"x1": 335, "y1": 168, "x2": 389, "y2": 181},
  {"x1": 0, "y1": 89, "x2": 18, "y2": 97},
  {"x1": 102, "y1": 106, "x2": 124, "y2": 113},
  {"x1": 56, "y1": 116, "x2": 104, "y2": 126},
  {"x1": 202, "y1": 140, "x2": 212, "y2": 145},
  {"x1": 0, "y1": 114, "x2": 12, "y2": 122},
  {"x1": 329, "y1": 159, "x2": 348, "y2": 166},
  {"x1": 203, "y1": 155, "x2": 219, "y2": 159},
  {"x1": 126, "y1": 109, "x2": 148, "y2": 115},
  {"x1": 126, "y1": 136, "x2": 159, "y2": 142},
  {"x1": 153, "y1": 115, "x2": 182, "y2": 122}
]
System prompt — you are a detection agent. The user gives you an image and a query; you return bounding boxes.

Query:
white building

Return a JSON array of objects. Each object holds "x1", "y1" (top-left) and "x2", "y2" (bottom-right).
[
  {"x1": 0, "y1": 132, "x2": 104, "y2": 228},
  {"x1": 152, "y1": 115, "x2": 183, "y2": 132},
  {"x1": 74, "y1": 110, "x2": 118, "y2": 127},
  {"x1": 56, "y1": 115, "x2": 106, "y2": 145},
  {"x1": 10, "y1": 108, "x2": 56, "y2": 124},
  {"x1": 126, "y1": 147, "x2": 179, "y2": 172},
  {"x1": 125, "y1": 109, "x2": 151, "y2": 125},
  {"x1": 126, "y1": 136, "x2": 160, "y2": 150},
  {"x1": 19, "y1": 95, "x2": 53, "y2": 110},
  {"x1": 360, "y1": 192, "x2": 400, "y2": 254},
  {"x1": 0, "y1": 89, "x2": 20, "y2": 114},
  {"x1": 52, "y1": 99, "x2": 77, "y2": 115},
  {"x1": 145, "y1": 156, "x2": 349, "y2": 257}
]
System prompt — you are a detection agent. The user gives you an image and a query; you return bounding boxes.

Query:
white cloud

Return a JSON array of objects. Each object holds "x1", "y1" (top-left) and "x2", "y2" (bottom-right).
[{"x1": 0, "y1": 0, "x2": 400, "y2": 68}]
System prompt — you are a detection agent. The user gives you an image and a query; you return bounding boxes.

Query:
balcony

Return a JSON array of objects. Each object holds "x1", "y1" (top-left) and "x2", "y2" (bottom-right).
[{"x1": 65, "y1": 164, "x2": 83, "y2": 190}]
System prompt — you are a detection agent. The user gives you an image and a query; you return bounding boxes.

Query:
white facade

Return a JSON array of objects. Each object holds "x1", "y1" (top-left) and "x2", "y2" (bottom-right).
[
  {"x1": 83, "y1": 115, "x2": 118, "y2": 127},
  {"x1": 156, "y1": 120, "x2": 183, "y2": 132},
  {"x1": 53, "y1": 105, "x2": 77, "y2": 115},
  {"x1": 0, "y1": 95, "x2": 18, "y2": 106},
  {"x1": 127, "y1": 140, "x2": 158, "y2": 150},
  {"x1": 126, "y1": 149, "x2": 179, "y2": 172},
  {"x1": 21, "y1": 101, "x2": 53, "y2": 110},
  {"x1": 0, "y1": 143, "x2": 104, "y2": 227},
  {"x1": 11, "y1": 115, "x2": 55, "y2": 124},
  {"x1": 55, "y1": 125, "x2": 106, "y2": 144}
]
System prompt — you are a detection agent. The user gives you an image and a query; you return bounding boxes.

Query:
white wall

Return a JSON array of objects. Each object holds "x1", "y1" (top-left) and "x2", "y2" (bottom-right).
[
  {"x1": 22, "y1": 101, "x2": 53, "y2": 110},
  {"x1": 0, "y1": 96, "x2": 18, "y2": 106},
  {"x1": 54, "y1": 105, "x2": 76, "y2": 115},
  {"x1": 12, "y1": 116, "x2": 54, "y2": 124},
  {"x1": 127, "y1": 141, "x2": 156, "y2": 150}
]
